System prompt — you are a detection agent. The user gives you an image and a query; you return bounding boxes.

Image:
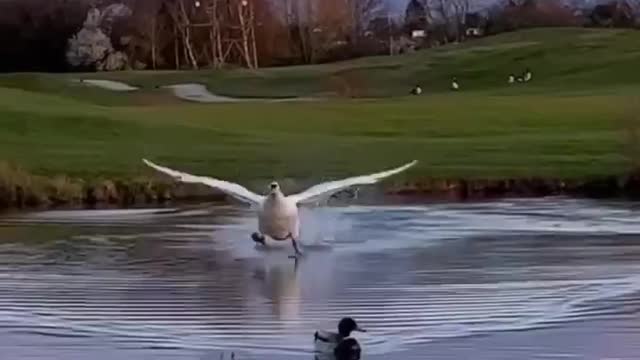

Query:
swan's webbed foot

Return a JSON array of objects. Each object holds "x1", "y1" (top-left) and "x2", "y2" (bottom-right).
[{"x1": 251, "y1": 232, "x2": 266, "y2": 245}]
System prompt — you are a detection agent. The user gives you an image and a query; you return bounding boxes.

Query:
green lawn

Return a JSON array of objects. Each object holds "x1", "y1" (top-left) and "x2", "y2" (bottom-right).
[
  {"x1": 3, "y1": 28, "x2": 640, "y2": 102},
  {"x1": 0, "y1": 28, "x2": 639, "y2": 195}
]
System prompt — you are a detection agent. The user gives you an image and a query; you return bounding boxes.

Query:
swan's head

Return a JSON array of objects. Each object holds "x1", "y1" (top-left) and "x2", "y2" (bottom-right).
[{"x1": 269, "y1": 181, "x2": 280, "y2": 195}]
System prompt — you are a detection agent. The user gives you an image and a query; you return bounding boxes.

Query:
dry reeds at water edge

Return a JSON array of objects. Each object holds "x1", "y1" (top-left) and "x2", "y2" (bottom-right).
[
  {"x1": 620, "y1": 101, "x2": 640, "y2": 170},
  {"x1": 0, "y1": 161, "x2": 178, "y2": 209},
  {"x1": 0, "y1": 161, "x2": 69, "y2": 207}
]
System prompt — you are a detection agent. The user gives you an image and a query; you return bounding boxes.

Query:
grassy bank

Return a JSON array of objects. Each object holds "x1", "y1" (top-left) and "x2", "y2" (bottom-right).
[
  {"x1": 0, "y1": 85, "x2": 636, "y2": 206},
  {"x1": 1, "y1": 28, "x2": 640, "y2": 207},
  {"x1": 3, "y1": 28, "x2": 640, "y2": 103}
]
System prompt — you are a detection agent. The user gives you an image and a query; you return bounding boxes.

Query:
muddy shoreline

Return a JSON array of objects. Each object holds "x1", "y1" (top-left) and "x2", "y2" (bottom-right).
[{"x1": 2, "y1": 172, "x2": 640, "y2": 211}]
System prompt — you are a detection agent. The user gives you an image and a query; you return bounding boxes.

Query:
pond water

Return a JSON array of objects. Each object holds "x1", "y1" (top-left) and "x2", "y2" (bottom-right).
[{"x1": 0, "y1": 197, "x2": 639, "y2": 359}]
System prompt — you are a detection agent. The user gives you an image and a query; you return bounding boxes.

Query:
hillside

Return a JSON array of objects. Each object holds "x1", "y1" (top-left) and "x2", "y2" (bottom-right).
[
  {"x1": 2, "y1": 28, "x2": 640, "y2": 102},
  {"x1": 0, "y1": 28, "x2": 639, "y2": 206}
]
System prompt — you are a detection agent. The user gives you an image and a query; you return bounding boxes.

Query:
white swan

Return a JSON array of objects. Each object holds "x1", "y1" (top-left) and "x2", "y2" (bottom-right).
[{"x1": 142, "y1": 158, "x2": 417, "y2": 257}]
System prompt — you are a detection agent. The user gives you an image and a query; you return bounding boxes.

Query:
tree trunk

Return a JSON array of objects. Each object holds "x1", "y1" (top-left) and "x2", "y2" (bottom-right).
[
  {"x1": 388, "y1": 14, "x2": 393, "y2": 55},
  {"x1": 207, "y1": 0, "x2": 221, "y2": 68},
  {"x1": 293, "y1": 0, "x2": 311, "y2": 63},
  {"x1": 251, "y1": 26, "x2": 258, "y2": 68},
  {"x1": 237, "y1": 0, "x2": 254, "y2": 68},
  {"x1": 438, "y1": 0, "x2": 451, "y2": 43},
  {"x1": 209, "y1": 28, "x2": 217, "y2": 68},
  {"x1": 178, "y1": 0, "x2": 199, "y2": 69},
  {"x1": 282, "y1": 0, "x2": 292, "y2": 57},
  {"x1": 249, "y1": 1, "x2": 258, "y2": 68},
  {"x1": 151, "y1": 16, "x2": 157, "y2": 69},
  {"x1": 305, "y1": 0, "x2": 315, "y2": 63},
  {"x1": 217, "y1": 28, "x2": 224, "y2": 65},
  {"x1": 174, "y1": 23, "x2": 180, "y2": 69}
]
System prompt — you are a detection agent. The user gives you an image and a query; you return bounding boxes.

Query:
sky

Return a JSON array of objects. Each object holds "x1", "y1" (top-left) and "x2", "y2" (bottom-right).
[
  {"x1": 386, "y1": 0, "x2": 497, "y2": 17},
  {"x1": 388, "y1": 0, "x2": 606, "y2": 14},
  {"x1": 388, "y1": 0, "x2": 411, "y2": 15}
]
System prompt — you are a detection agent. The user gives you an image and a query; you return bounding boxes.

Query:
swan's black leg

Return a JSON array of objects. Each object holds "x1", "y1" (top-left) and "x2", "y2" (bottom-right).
[{"x1": 291, "y1": 237, "x2": 303, "y2": 257}]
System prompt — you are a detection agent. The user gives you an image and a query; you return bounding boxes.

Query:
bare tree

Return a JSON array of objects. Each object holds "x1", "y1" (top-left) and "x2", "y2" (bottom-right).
[
  {"x1": 451, "y1": 0, "x2": 471, "y2": 41},
  {"x1": 236, "y1": 0, "x2": 258, "y2": 68},
  {"x1": 345, "y1": 0, "x2": 385, "y2": 43},
  {"x1": 405, "y1": 0, "x2": 432, "y2": 30},
  {"x1": 164, "y1": 0, "x2": 198, "y2": 69},
  {"x1": 280, "y1": 0, "x2": 294, "y2": 57},
  {"x1": 130, "y1": 0, "x2": 164, "y2": 69},
  {"x1": 207, "y1": 0, "x2": 223, "y2": 67},
  {"x1": 412, "y1": 0, "x2": 470, "y2": 43},
  {"x1": 406, "y1": 0, "x2": 465, "y2": 45},
  {"x1": 283, "y1": 0, "x2": 311, "y2": 63}
]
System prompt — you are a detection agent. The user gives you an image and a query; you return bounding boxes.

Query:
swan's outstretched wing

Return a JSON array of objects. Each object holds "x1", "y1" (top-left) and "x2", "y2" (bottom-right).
[
  {"x1": 142, "y1": 159, "x2": 264, "y2": 205},
  {"x1": 289, "y1": 160, "x2": 418, "y2": 205}
]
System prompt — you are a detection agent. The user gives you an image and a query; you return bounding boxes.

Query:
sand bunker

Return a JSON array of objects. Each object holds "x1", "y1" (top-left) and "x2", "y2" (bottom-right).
[
  {"x1": 165, "y1": 83, "x2": 318, "y2": 103},
  {"x1": 164, "y1": 84, "x2": 239, "y2": 103},
  {"x1": 75, "y1": 79, "x2": 139, "y2": 91},
  {"x1": 73, "y1": 79, "x2": 318, "y2": 102}
]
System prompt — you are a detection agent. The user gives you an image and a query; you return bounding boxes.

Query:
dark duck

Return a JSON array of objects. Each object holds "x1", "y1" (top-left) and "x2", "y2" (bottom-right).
[{"x1": 314, "y1": 317, "x2": 366, "y2": 358}]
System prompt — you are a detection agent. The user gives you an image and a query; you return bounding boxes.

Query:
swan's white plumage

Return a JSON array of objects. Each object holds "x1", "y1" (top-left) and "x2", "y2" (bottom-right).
[
  {"x1": 142, "y1": 158, "x2": 417, "y2": 254},
  {"x1": 288, "y1": 160, "x2": 418, "y2": 205},
  {"x1": 142, "y1": 159, "x2": 264, "y2": 206},
  {"x1": 259, "y1": 192, "x2": 300, "y2": 240}
]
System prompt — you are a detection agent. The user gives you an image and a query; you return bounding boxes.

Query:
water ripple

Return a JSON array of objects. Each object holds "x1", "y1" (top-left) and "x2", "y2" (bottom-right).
[{"x1": 0, "y1": 198, "x2": 639, "y2": 358}]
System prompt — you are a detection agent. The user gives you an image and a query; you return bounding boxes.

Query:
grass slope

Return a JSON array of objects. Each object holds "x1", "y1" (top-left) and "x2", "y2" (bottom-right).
[
  {"x1": 3, "y1": 28, "x2": 640, "y2": 102},
  {"x1": 0, "y1": 28, "x2": 639, "y2": 196}
]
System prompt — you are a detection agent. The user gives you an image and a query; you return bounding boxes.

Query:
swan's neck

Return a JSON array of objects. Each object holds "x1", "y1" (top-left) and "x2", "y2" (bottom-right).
[{"x1": 266, "y1": 190, "x2": 286, "y2": 204}]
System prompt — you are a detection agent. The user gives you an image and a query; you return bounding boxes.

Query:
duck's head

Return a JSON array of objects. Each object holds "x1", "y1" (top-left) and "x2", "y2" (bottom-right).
[
  {"x1": 338, "y1": 317, "x2": 365, "y2": 337},
  {"x1": 334, "y1": 337, "x2": 361, "y2": 360}
]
